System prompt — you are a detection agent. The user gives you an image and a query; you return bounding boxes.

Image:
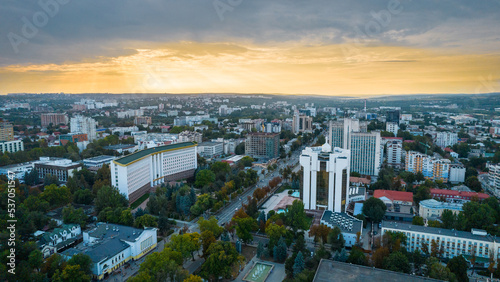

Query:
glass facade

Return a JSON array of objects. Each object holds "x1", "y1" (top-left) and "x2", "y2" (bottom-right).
[{"x1": 316, "y1": 161, "x2": 329, "y2": 207}]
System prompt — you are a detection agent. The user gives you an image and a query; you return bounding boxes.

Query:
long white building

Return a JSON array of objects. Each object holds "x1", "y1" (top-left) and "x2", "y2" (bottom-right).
[
  {"x1": 300, "y1": 143, "x2": 350, "y2": 212},
  {"x1": 110, "y1": 142, "x2": 197, "y2": 202},
  {"x1": 382, "y1": 221, "x2": 498, "y2": 264}
]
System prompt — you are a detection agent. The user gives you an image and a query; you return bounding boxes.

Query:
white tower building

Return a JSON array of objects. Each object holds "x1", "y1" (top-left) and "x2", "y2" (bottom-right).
[{"x1": 300, "y1": 143, "x2": 350, "y2": 212}]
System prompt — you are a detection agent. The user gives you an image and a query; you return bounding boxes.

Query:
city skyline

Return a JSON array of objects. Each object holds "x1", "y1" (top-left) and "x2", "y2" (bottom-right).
[{"x1": 1, "y1": 1, "x2": 500, "y2": 95}]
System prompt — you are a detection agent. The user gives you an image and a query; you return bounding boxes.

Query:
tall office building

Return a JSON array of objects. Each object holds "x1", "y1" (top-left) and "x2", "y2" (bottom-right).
[
  {"x1": 349, "y1": 132, "x2": 381, "y2": 176},
  {"x1": 0, "y1": 119, "x2": 14, "y2": 141},
  {"x1": 386, "y1": 110, "x2": 400, "y2": 124},
  {"x1": 70, "y1": 115, "x2": 97, "y2": 141},
  {"x1": 300, "y1": 143, "x2": 350, "y2": 212},
  {"x1": 329, "y1": 118, "x2": 380, "y2": 176},
  {"x1": 41, "y1": 113, "x2": 69, "y2": 127},
  {"x1": 245, "y1": 132, "x2": 280, "y2": 159},
  {"x1": 111, "y1": 142, "x2": 197, "y2": 202},
  {"x1": 328, "y1": 118, "x2": 360, "y2": 149}
]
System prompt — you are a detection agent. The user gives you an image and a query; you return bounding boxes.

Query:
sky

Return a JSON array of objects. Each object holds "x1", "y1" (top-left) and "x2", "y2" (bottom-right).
[{"x1": 1, "y1": 0, "x2": 500, "y2": 96}]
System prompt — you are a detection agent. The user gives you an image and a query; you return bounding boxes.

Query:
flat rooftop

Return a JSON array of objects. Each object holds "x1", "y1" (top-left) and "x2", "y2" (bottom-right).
[
  {"x1": 313, "y1": 259, "x2": 439, "y2": 282},
  {"x1": 382, "y1": 221, "x2": 494, "y2": 242},
  {"x1": 113, "y1": 142, "x2": 195, "y2": 166}
]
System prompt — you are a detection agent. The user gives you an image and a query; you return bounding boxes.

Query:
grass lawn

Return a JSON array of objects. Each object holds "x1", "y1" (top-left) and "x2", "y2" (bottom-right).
[{"x1": 130, "y1": 193, "x2": 150, "y2": 210}]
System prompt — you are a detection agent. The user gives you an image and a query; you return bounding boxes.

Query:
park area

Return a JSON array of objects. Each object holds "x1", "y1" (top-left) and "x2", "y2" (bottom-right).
[{"x1": 243, "y1": 262, "x2": 274, "y2": 282}]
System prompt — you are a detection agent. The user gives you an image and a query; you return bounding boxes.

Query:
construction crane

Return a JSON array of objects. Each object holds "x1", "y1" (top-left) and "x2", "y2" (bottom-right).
[{"x1": 419, "y1": 142, "x2": 431, "y2": 155}]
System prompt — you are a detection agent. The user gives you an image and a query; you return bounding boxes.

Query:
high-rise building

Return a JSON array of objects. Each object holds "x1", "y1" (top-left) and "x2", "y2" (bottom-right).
[
  {"x1": 386, "y1": 110, "x2": 400, "y2": 124},
  {"x1": 70, "y1": 115, "x2": 97, "y2": 141},
  {"x1": 349, "y1": 132, "x2": 381, "y2": 176},
  {"x1": 405, "y1": 151, "x2": 451, "y2": 182},
  {"x1": 134, "y1": 116, "x2": 152, "y2": 126},
  {"x1": 0, "y1": 119, "x2": 14, "y2": 141},
  {"x1": 329, "y1": 118, "x2": 379, "y2": 176},
  {"x1": 245, "y1": 132, "x2": 280, "y2": 159},
  {"x1": 385, "y1": 122, "x2": 399, "y2": 136},
  {"x1": 328, "y1": 118, "x2": 360, "y2": 149},
  {"x1": 41, "y1": 113, "x2": 69, "y2": 127},
  {"x1": 111, "y1": 142, "x2": 197, "y2": 202},
  {"x1": 292, "y1": 111, "x2": 313, "y2": 134},
  {"x1": 435, "y1": 132, "x2": 458, "y2": 148},
  {"x1": 300, "y1": 143, "x2": 350, "y2": 212},
  {"x1": 386, "y1": 139, "x2": 403, "y2": 168}
]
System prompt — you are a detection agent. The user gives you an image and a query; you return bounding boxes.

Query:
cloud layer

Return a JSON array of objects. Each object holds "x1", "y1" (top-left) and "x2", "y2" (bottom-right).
[{"x1": 1, "y1": 0, "x2": 499, "y2": 94}]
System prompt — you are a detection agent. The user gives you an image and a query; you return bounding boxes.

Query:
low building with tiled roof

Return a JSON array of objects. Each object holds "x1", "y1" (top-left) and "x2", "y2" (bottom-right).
[{"x1": 373, "y1": 189, "x2": 413, "y2": 205}]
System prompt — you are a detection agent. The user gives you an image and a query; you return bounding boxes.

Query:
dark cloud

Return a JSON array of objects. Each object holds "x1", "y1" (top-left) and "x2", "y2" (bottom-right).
[{"x1": 1, "y1": 0, "x2": 499, "y2": 66}]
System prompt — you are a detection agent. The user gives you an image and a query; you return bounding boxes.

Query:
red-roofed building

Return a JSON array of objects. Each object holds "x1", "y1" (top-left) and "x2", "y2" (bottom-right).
[
  {"x1": 373, "y1": 190, "x2": 413, "y2": 205},
  {"x1": 430, "y1": 188, "x2": 489, "y2": 203},
  {"x1": 350, "y1": 176, "x2": 371, "y2": 186}
]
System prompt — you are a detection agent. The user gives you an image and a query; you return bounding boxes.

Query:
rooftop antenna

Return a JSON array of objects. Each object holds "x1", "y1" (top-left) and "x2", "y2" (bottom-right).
[{"x1": 364, "y1": 99, "x2": 367, "y2": 112}]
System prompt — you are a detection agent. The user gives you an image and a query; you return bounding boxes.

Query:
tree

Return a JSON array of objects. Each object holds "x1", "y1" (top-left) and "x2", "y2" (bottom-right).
[
  {"x1": 372, "y1": 247, "x2": 390, "y2": 269},
  {"x1": 44, "y1": 174, "x2": 60, "y2": 186},
  {"x1": 415, "y1": 171, "x2": 425, "y2": 182},
  {"x1": 441, "y1": 209, "x2": 457, "y2": 229},
  {"x1": 412, "y1": 216, "x2": 425, "y2": 226},
  {"x1": 347, "y1": 246, "x2": 366, "y2": 266},
  {"x1": 198, "y1": 216, "x2": 224, "y2": 238},
  {"x1": 235, "y1": 142, "x2": 245, "y2": 155},
  {"x1": 184, "y1": 275, "x2": 203, "y2": 282},
  {"x1": 134, "y1": 214, "x2": 158, "y2": 228},
  {"x1": 241, "y1": 156, "x2": 254, "y2": 167},
  {"x1": 414, "y1": 185, "x2": 431, "y2": 205},
  {"x1": 200, "y1": 241, "x2": 244, "y2": 281},
  {"x1": 129, "y1": 247, "x2": 186, "y2": 282},
  {"x1": 273, "y1": 237, "x2": 288, "y2": 262},
  {"x1": 327, "y1": 226, "x2": 345, "y2": 252},
  {"x1": 195, "y1": 169, "x2": 216, "y2": 188},
  {"x1": 201, "y1": 231, "x2": 216, "y2": 258},
  {"x1": 465, "y1": 176, "x2": 482, "y2": 192},
  {"x1": 95, "y1": 185, "x2": 128, "y2": 214},
  {"x1": 384, "y1": 251, "x2": 411, "y2": 273},
  {"x1": 266, "y1": 223, "x2": 287, "y2": 250},
  {"x1": 41, "y1": 184, "x2": 72, "y2": 208},
  {"x1": 190, "y1": 193, "x2": 212, "y2": 216},
  {"x1": 234, "y1": 217, "x2": 258, "y2": 244},
  {"x1": 28, "y1": 249, "x2": 43, "y2": 271},
  {"x1": 257, "y1": 241, "x2": 265, "y2": 258},
  {"x1": 309, "y1": 224, "x2": 331, "y2": 244},
  {"x1": 67, "y1": 253, "x2": 92, "y2": 276},
  {"x1": 362, "y1": 197, "x2": 387, "y2": 223},
  {"x1": 168, "y1": 233, "x2": 201, "y2": 261},
  {"x1": 428, "y1": 262, "x2": 456, "y2": 281},
  {"x1": 62, "y1": 205, "x2": 87, "y2": 227},
  {"x1": 284, "y1": 200, "x2": 309, "y2": 232},
  {"x1": 293, "y1": 251, "x2": 305, "y2": 277},
  {"x1": 447, "y1": 255, "x2": 468, "y2": 282},
  {"x1": 53, "y1": 265, "x2": 90, "y2": 282}
]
